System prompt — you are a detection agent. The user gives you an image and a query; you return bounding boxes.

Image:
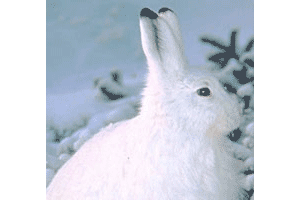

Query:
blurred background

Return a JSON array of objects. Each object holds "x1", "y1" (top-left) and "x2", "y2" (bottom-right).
[{"x1": 47, "y1": 0, "x2": 253, "y2": 94}]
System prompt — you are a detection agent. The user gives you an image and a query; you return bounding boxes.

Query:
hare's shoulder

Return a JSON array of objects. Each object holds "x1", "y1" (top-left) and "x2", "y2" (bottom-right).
[{"x1": 79, "y1": 118, "x2": 135, "y2": 157}]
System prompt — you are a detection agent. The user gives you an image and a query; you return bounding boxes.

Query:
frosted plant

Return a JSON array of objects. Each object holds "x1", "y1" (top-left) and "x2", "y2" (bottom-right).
[{"x1": 94, "y1": 68, "x2": 127, "y2": 101}]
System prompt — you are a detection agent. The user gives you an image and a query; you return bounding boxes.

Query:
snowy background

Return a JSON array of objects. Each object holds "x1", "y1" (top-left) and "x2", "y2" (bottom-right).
[{"x1": 46, "y1": 0, "x2": 254, "y2": 196}]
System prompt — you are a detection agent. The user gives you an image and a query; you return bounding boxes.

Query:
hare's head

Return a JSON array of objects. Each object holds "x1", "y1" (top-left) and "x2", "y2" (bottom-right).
[{"x1": 139, "y1": 8, "x2": 242, "y2": 137}]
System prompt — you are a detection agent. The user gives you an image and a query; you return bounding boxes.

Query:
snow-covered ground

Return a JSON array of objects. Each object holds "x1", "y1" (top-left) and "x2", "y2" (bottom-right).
[{"x1": 46, "y1": 0, "x2": 254, "y2": 197}]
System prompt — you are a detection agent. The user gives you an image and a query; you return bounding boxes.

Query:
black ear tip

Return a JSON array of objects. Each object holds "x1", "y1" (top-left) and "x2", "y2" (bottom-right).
[
  {"x1": 140, "y1": 8, "x2": 150, "y2": 16},
  {"x1": 140, "y1": 8, "x2": 158, "y2": 19},
  {"x1": 158, "y1": 7, "x2": 173, "y2": 14}
]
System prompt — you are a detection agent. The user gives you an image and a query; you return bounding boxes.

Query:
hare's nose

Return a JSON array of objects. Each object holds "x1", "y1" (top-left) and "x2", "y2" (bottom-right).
[{"x1": 238, "y1": 97, "x2": 244, "y2": 108}]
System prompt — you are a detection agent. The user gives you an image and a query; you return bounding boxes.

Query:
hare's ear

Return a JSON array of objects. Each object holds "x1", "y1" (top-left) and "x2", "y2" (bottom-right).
[
  {"x1": 139, "y1": 8, "x2": 161, "y2": 71},
  {"x1": 158, "y1": 8, "x2": 185, "y2": 56},
  {"x1": 139, "y1": 8, "x2": 187, "y2": 78}
]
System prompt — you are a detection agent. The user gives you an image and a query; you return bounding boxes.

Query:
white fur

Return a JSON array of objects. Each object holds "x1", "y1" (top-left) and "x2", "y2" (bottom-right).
[{"x1": 47, "y1": 8, "x2": 247, "y2": 200}]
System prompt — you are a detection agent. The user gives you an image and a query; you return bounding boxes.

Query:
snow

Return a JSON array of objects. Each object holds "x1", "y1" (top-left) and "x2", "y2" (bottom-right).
[
  {"x1": 237, "y1": 83, "x2": 254, "y2": 97},
  {"x1": 46, "y1": 0, "x2": 254, "y2": 196}
]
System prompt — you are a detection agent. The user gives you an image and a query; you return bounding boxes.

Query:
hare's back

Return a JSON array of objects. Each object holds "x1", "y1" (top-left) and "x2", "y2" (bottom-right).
[{"x1": 46, "y1": 119, "x2": 135, "y2": 199}]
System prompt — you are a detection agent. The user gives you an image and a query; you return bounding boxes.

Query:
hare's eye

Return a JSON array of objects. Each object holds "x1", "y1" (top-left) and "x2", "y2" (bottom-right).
[{"x1": 197, "y1": 87, "x2": 211, "y2": 97}]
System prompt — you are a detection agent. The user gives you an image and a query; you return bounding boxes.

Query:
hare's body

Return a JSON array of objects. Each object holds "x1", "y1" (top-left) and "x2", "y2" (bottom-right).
[
  {"x1": 47, "y1": 115, "x2": 243, "y2": 200},
  {"x1": 47, "y1": 8, "x2": 247, "y2": 200}
]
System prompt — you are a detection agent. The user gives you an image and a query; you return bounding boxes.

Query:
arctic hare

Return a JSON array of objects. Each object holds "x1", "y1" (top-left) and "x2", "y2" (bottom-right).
[{"x1": 47, "y1": 8, "x2": 250, "y2": 200}]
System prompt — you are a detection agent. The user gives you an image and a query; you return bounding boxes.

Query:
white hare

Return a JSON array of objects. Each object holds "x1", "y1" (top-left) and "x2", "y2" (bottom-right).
[{"x1": 47, "y1": 8, "x2": 251, "y2": 200}]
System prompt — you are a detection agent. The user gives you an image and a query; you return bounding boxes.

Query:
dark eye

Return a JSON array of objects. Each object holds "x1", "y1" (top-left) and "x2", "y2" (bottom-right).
[{"x1": 197, "y1": 87, "x2": 211, "y2": 97}]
